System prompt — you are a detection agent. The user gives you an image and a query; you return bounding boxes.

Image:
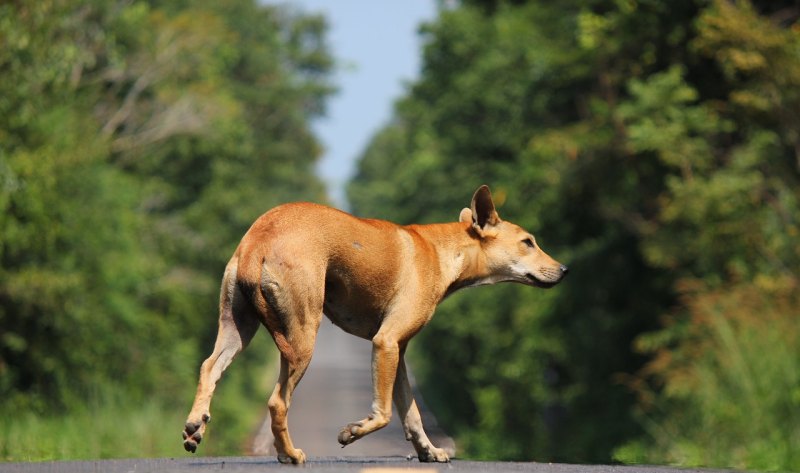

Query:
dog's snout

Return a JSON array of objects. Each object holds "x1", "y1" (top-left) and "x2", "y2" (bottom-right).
[{"x1": 560, "y1": 264, "x2": 569, "y2": 276}]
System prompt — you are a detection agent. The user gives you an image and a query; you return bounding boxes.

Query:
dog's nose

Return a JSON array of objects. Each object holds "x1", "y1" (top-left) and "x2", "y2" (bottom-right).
[{"x1": 560, "y1": 264, "x2": 569, "y2": 276}]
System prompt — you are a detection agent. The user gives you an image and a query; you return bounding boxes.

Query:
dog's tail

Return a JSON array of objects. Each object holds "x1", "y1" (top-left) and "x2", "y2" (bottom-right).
[{"x1": 218, "y1": 253, "x2": 239, "y2": 326}]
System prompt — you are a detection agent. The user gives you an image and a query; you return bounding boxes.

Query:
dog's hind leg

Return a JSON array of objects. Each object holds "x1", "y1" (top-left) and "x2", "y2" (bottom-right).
[
  {"x1": 183, "y1": 258, "x2": 259, "y2": 453},
  {"x1": 264, "y1": 306, "x2": 320, "y2": 464},
  {"x1": 267, "y1": 344, "x2": 315, "y2": 464},
  {"x1": 260, "y1": 261, "x2": 322, "y2": 464},
  {"x1": 393, "y1": 354, "x2": 450, "y2": 462}
]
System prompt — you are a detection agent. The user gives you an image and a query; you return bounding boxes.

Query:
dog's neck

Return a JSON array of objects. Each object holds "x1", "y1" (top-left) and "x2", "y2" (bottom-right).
[{"x1": 405, "y1": 221, "x2": 494, "y2": 300}]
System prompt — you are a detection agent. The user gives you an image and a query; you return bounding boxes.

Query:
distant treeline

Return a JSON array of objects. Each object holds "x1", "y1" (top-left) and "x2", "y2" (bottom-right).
[{"x1": 349, "y1": 0, "x2": 800, "y2": 470}]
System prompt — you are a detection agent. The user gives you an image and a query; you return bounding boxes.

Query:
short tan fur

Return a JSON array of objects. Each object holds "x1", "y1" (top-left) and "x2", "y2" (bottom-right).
[{"x1": 182, "y1": 185, "x2": 568, "y2": 464}]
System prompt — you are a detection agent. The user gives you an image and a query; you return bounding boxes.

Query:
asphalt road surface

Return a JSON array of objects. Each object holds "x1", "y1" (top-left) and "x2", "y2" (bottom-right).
[{"x1": 0, "y1": 456, "x2": 733, "y2": 473}]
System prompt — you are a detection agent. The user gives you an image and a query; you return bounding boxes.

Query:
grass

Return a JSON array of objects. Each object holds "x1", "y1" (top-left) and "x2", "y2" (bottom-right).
[
  {"x1": 1, "y1": 340, "x2": 277, "y2": 462},
  {"x1": 614, "y1": 281, "x2": 800, "y2": 471},
  {"x1": 0, "y1": 396, "x2": 185, "y2": 461}
]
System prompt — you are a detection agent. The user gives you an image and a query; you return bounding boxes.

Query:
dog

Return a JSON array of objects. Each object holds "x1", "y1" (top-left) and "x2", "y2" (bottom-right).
[{"x1": 182, "y1": 185, "x2": 568, "y2": 464}]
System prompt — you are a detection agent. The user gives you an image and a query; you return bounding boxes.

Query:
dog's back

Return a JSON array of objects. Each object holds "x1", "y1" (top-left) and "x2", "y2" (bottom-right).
[{"x1": 234, "y1": 202, "x2": 416, "y2": 340}]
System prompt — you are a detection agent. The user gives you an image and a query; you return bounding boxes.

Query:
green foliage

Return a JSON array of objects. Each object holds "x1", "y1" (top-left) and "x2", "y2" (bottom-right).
[
  {"x1": 0, "y1": 0, "x2": 332, "y2": 459},
  {"x1": 349, "y1": 0, "x2": 800, "y2": 469},
  {"x1": 615, "y1": 280, "x2": 800, "y2": 471},
  {"x1": 0, "y1": 387, "x2": 186, "y2": 461},
  {"x1": 0, "y1": 111, "x2": 164, "y2": 409}
]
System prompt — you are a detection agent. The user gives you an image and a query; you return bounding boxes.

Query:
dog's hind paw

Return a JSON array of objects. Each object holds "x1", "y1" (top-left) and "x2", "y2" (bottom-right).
[
  {"x1": 182, "y1": 427, "x2": 202, "y2": 453},
  {"x1": 181, "y1": 414, "x2": 210, "y2": 453},
  {"x1": 418, "y1": 446, "x2": 450, "y2": 463}
]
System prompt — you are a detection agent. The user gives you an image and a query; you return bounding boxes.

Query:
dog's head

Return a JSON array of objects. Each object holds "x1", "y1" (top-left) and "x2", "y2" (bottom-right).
[{"x1": 459, "y1": 185, "x2": 568, "y2": 289}]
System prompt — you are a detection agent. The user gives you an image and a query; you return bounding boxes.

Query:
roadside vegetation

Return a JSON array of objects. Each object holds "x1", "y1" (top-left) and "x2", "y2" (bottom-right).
[
  {"x1": 0, "y1": 0, "x2": 332, "y2": 461},
  {"x1": 2, "y1": 1, "x2": 798, "y2": 471},
  {"x1": 349, "y1": 1, "x2": 800, "y2": 471}
]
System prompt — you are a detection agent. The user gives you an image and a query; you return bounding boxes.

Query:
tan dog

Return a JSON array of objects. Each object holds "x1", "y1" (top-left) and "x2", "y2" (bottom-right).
[{"x1": 182, "y1": 185, "x2": 568, "y2": 463}]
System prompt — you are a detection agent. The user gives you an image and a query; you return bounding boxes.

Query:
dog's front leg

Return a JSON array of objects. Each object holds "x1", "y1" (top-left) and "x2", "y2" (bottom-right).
[
  {"x1": 393, "y1": 355, "x2": 451, "y2": 462},
  {"x1": 338, "y1": 330, "x2": 399, "y2": 445}
]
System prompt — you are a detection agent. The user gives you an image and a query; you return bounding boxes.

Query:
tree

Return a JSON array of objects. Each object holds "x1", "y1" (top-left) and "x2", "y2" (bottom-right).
[
  {"x1": 348, "y1": 0, "x2": 799, "y2": 468},
  {"x1": 614, "y1": 2, "x2": 800, "y2": 469},
  {"x1": 0, "y1": 2, "x2": 334, "y2": 451}
]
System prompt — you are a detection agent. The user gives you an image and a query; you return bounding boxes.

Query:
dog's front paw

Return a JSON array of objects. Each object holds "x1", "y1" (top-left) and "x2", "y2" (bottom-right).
[
  {"x1": 337, "y1": 422, "x2": 362, "y2": 446},
  {"x1": 418, "y1": 446, "x2": 450, "y2": 463},
  {"x1": 277, "y1": 448, "x2": 306, "y2": 464}
]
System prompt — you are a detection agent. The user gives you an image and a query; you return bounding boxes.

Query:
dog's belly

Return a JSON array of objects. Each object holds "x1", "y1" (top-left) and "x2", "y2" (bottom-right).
[
  {"x1": 323, "y1": 307, "x2": 378, "y2": 340},
  {"x1": 322, "y1": 274, "x2": 384, "y2": 340}
]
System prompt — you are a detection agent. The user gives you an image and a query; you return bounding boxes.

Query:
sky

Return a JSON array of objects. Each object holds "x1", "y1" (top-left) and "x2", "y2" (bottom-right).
[{"x1": 279, "y1": 1, "x2": 438, "y2": 208}]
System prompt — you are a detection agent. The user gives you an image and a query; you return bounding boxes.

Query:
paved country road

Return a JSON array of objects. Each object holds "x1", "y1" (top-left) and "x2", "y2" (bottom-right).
[{"x1": 0, "y1": 457, "x2": 733, "y2": 473}]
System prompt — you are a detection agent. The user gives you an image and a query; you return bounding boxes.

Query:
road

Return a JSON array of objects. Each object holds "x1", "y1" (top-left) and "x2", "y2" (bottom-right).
[{"x1": 0, "y1": 456, "x2": 734, "y2": 473}]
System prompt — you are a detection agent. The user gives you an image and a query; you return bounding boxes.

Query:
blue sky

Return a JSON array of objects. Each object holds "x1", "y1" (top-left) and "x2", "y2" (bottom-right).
[{"x1": 279, "y1": 1, "x2": 437, "y2": 208}]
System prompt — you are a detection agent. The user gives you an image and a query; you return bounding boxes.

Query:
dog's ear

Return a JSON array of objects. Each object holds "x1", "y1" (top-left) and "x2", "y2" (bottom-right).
[
  {"x1": 459, "y1": 207, "x2": 472, "y2": 224},
  {"x1": 470, "y1": 185, "x2": 500, "y2": 236}
]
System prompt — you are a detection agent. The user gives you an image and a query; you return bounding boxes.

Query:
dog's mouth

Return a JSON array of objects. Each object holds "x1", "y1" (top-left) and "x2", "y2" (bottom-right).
[{"x1": 525, "y1": 273, "x2": 559, "y2": 289}]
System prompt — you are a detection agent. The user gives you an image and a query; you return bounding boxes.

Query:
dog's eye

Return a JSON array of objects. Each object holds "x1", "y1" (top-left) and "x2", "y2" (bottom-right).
[{"x1": 523, "y1": 238, "x2": 536, "y2": 249}]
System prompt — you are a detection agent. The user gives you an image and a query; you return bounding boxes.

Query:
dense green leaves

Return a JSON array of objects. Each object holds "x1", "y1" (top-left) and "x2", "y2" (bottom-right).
[
  {"x1": 349, "y1": 0, "x2": 799, "y2": 469},
  {"x1": 0, "y1": 0, "x2": 332, "y2": 454}
]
